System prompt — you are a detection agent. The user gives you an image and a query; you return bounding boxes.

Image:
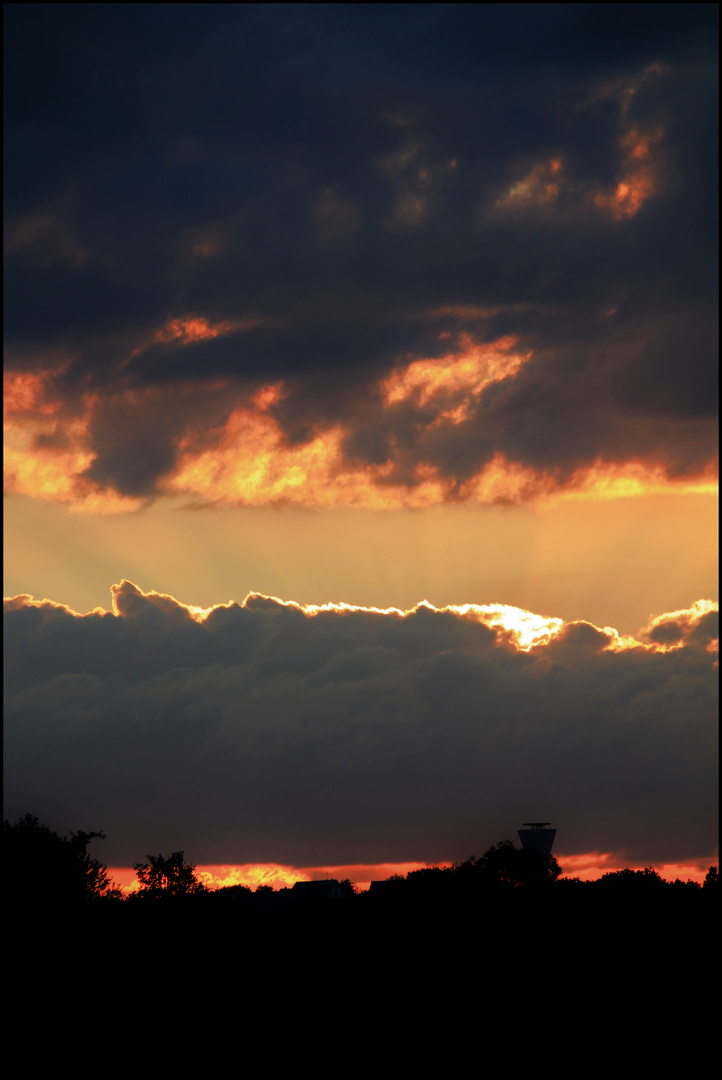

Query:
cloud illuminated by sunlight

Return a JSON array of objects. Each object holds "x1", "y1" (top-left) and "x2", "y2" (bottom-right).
[
  {"x1": 4, "y1": 370, "x2": 60, "y2": 419},
  {"x1": 124, "y1": 313, "x2": 270, "y2": 366},
  {"x1": 110, "y1": 861, "x2": 435, "y2": 894},
  {"x1": 494, "y1": 63, "x2": 666, "y2": 223},
  {"x1": 4, "y1": 331, "x2": 717, "y2": 511},
  {"x1": 4, "y1": 394, "x2": 144, "y2": 513},
  {"x1": 21, "y1": 578, "x2": 713, "y2": 660},
  {"x1": 589, "y1": 63, "x2": 666, "y2": 220},
  {"x1": 382, "y1": 335, "x2": 527, "y2": 408},
  {"x1": 196, "y1": 863, "x2": 311, "y2": 892},
  {"x1": 637, "y1": 598, "x2": 718, "y2": 653},
  {"x1": 538, "y1": 460, "x2": 718, "y2": 506},
  {"x1": 593, "y1": 123, "x2": 663, "y2": 220}
]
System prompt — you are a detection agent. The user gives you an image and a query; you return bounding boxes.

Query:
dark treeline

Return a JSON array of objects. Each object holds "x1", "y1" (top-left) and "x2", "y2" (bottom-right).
[
  {"x1": 5, "y1": 813, "x2": 718, "y2": 915},
  {"x1": 6, "y1": 812, "x2": 718, "y2": 1029}
]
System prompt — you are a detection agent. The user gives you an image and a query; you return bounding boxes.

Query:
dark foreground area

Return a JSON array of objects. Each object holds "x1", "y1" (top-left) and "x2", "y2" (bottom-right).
[
  {"x1": 8, "y1": 878, "x2": 718, "y2": 1069},
  {"x1": 11, "y1": 876, "x2": 717, "y2": 1045},
  {"x1": 10, "y1": 859, "x2": 718, "y2": 993},
  {"x1": 6, "y1": 814, "x2": 717, "y2": 1038}
]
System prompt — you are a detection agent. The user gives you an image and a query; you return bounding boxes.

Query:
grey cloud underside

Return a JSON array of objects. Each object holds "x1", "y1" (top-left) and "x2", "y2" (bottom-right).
[
  {"x1": 4, "y1": 584, "x2": 717, "y2": 866},
  {"x1": 4, "y1": 5, "x2": 718, "y2": 496}
]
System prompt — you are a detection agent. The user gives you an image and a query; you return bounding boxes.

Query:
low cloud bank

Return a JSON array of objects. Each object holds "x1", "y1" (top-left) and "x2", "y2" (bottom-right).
[{"x1": 4, "y1": 582, "x2": 717, "y2": 866}]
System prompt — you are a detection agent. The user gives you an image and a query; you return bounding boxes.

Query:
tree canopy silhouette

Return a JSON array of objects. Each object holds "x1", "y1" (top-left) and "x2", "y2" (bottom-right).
[
  {"x1": 596, "y1": 866, "x2": 666, "y2": 891},
  {"x1": 4, "y1": 813, "x2": 114, "y2": 904},
  {"x1": 132, "y1": 851, "x2": 206, "y2": 898},
  {"x1": 456, "y1": 840, "x2": 562, "y2": 888},
  {"x1": 703, "y1": 866, "x2": 719, "y2": 890}
]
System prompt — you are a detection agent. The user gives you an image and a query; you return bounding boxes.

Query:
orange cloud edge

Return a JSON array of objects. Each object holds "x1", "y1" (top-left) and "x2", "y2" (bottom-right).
[{"x1": 4, "y1": 338, "x2": 717, "y2": 513}]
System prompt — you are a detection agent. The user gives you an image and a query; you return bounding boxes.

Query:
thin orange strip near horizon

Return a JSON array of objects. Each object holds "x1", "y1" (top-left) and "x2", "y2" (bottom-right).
[{"x1": 107, "y1": 854, "x2": 716, "y2": 894}]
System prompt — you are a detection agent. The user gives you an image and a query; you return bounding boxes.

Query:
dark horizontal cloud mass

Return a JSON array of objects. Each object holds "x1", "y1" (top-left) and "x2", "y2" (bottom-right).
[
  {"x1": 4, "y1": 583, "x2": 717, "y2": 866},
  {"x1": 4, "y1": 5, "x2": 718, "y2": 503}
]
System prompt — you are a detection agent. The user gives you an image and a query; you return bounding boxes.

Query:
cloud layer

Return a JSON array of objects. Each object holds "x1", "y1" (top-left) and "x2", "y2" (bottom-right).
[
  {"x1": 4, "y1": 582, "x2": 717, "y2": 866},
  {"x1": 4, "y1": 6, "x2": 718, "y2": 510}
]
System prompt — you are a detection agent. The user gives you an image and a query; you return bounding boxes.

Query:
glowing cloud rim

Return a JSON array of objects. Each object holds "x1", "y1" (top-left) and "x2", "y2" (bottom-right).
[{"x1": 6, "y1": 582, "x2": 717, "y2": 657}]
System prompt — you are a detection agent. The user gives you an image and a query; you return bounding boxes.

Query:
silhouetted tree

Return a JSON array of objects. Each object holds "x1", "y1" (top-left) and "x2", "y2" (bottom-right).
[
  {"x1": 132, "y1": 851, "x2": 206, "y2": 898},
  {"x1": 214, "y1": 883, "x2": 253, "y2": 903},
  {"x1": 596, "y1": 866, "x2": 665, "y2": 891},
  {"x1": 703, "y1": 865, "x2": 719, "y2": 890},
  {"x1": 338, "y1": 878, "x2": 358, "y2": 898},
  {"x1": 470, "y1": 840, "x2": 562, "y2": 888},
  {"x1": 4, "y1": 813, "x2": 114, "y2": 904},
  {"x1": 406, "y1": 865, "x2": 452, "y2": 897}
]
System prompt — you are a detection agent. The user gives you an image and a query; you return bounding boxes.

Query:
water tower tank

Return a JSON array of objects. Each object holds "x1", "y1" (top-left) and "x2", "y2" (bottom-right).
[{"x1": 517, "y1": 822, "x2": 556, "y2": 856}]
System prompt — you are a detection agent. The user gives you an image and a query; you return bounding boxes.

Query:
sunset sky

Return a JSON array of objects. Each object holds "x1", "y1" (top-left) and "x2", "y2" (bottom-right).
[{"x1": 4, "y1": 5, "x2": 718, "y2": 887}]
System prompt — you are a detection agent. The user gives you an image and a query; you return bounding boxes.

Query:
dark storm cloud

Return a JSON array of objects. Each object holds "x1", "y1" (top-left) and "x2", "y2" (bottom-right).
[
  {"x1": 4, "y1": 583, "x2": 717, "y2": 866},
  {"x1": 4, "y1": 5, "x2": 718, "y2": 498}
]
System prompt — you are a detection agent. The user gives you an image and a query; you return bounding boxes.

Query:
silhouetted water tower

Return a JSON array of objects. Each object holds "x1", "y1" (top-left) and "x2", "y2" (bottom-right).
[{"x1": 518, "y1": 822, "x2": 556, "y2": 856}]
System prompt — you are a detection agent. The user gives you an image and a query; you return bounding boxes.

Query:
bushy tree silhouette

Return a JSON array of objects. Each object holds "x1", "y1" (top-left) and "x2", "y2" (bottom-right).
[
  {"x1": 487, "y1": 840, "x2": 562, "y2": 886},
  {"x1": 456, "y1": 840, "x2": 561, "y2": 888},
  {"x1": 4, "y1": 813, "x2": 114, "y2": 904},
  {"x1": 132, "y1": 851, "x2": 206, "y2": 898},
  {"x1": 338, "y1": 878, "x2": 358, "y2": 898},
  {"x1": 703, "y1": 866, "x2": 719, "y2": 890},
  {"x1": 596, "y1": 866, "x2": 666, "y2": 891}
]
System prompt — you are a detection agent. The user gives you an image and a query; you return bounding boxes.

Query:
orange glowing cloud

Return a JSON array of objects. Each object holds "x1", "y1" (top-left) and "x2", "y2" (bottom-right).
[
  {"x1": 165, "y1": 400, "x2": 457, "y2": 509},
  {"x1": 493, "y1": 65, "x2": 666, "y2": 222},
  {"x1": 151, "y1": 315, "x2": 263, "y2": 346},
  {"x1": 538, "y1": 460, "x2": 718, "y2": 506},
  {"x1": 382, "y1": 335, "x2": 527, "y2": 408},
  {"x1": 588, "y1": 63, "x2": 667, "y2": 220},
  {"x1": 4, "y1": 380, "x2": 144, "y2": 513},
  {"x1": 593, "y1": 123, "x2": 663, "y2": 220},
  {"x1": 4, "y1": 370, "x2": 59, "y2": 419},
  {"x1": 4, "y1": 329, "x2": 717, "y2": 511},
  {"x1": 495, "y1": 128, "x2": 662, "y2": 222},
  {"x1": 5, "y1": 384, "x2": 717, "y2": 512},
  {"x1": 460, "y1": 456, "x2": 718, "y2": 510},
  {"x1": 6, "y1": 378, "x2": 717, "y2": 512},
  {"x1": 125, "y1": 311, "x2": 269, "y2": 366},
  {"x1": 5, "y1": 384, "x2": 89, "y2": 504},
  {"x1": 195, "y1": 863, "x2": 310, "y2": 892}
]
